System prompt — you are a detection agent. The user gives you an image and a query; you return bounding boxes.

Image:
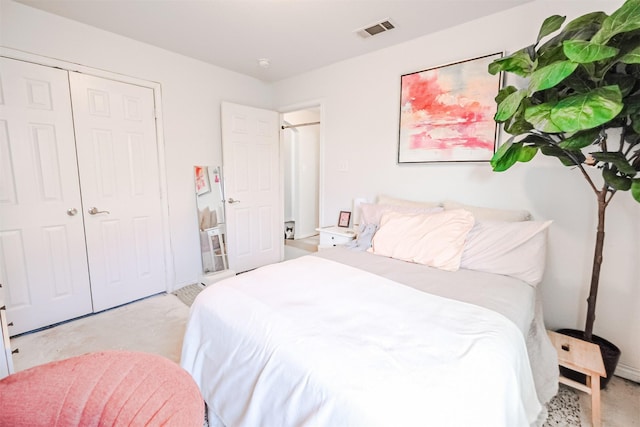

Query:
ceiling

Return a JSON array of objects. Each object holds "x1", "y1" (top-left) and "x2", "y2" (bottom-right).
[{"x1": 15, "y1": 0, "x2": 533, "y2": 82}]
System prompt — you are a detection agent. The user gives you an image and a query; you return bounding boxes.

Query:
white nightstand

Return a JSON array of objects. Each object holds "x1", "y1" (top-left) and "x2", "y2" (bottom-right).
[{"x1": 316, "y1": 226, "x2": 356, "y2": 250}]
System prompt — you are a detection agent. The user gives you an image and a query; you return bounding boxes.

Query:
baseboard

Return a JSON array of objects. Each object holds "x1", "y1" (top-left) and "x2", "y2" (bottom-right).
[
  {"x1": 615, "y1": 363, "x2": 640, "y2": 383},
  {"x1": 200, "y1": 270, "x2": 236, "y2": 286},
  {"x1": 294, "y1": 231, "x2": 319, "y2": 240}
]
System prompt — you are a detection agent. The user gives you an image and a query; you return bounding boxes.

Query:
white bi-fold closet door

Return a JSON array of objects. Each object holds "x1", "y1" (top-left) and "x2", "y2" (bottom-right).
[{"x1": 0, "y1": 57, "x2": 165, "y2": 335}]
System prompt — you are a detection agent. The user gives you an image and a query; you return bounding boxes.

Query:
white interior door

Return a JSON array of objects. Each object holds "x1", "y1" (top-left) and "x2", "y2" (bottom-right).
[
  {"x1": 221, "y1": 102, "x2": 282, "y2": 273},
  {"x1": 70, "y1": 72, "x2": 165, "y2": 311},
  {"x1": 0, "y1": 57, "x2": 93, "y2": 334}
]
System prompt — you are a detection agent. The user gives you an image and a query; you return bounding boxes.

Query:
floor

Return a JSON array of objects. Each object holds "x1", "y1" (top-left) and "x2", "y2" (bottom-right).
[
  {"x1": 8, "y1": 286, "x2": 640, "y2": 426},
  {"x1": 284, "y1": 234, "x2": 318, "y2": 260},
  {"x1": 10, "y1": 293, "x2": 189, "y2": 370}
]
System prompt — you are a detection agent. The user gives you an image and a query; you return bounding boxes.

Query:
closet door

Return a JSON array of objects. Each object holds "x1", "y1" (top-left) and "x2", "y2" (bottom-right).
[
  {"x1": 0, "y1": 57, "x2": 93, "y2": 335},
  {"x1": 69, "y1": 72, "x2": 165, "y2": 311}
]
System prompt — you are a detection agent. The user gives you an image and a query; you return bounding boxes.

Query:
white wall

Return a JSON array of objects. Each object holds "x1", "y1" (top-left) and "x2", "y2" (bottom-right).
[
  {"x1": 273, "y1": 0, "x2": 640, "y2": 379},
  {"x1": 1, "y1": 0, "x2": 274, "y2": 289}
]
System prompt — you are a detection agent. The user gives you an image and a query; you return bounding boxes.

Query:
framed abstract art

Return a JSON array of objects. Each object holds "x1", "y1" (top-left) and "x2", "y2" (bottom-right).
[
  {"x1": 194, "y1": 165, "x2": 211, "y2": 195},
  {"x1": 398, "y1": 52, "x2": 503, "y2": 163}
]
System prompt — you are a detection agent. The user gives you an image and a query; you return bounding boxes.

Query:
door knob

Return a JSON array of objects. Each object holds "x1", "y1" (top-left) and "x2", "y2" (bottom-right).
[
  {"x1": 227, "y1": 198, "x2": 240, "y2": 204},
  {"x1": 88, "y1": 207, "x2": 110, "y2": 215},
  {"x1": 67, "y1": 208, "x2": 78, "y2": 216}
]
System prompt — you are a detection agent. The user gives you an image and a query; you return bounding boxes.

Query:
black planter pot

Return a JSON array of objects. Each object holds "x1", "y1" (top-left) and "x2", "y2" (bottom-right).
[{"x1": 556, "y1": 328, "x2": 621, "y2": 389}]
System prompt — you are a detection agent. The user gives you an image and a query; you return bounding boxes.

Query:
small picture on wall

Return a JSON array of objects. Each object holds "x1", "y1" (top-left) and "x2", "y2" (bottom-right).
[
  {"x1": 338, "y1": 211, "x2": 351, "y2": 228},
  {"x1": 398, "y1": 52, "x2": 503, "y2": 163},
  {"x1": 194, "y1": 166, "x2": 211, "y2": 195}
]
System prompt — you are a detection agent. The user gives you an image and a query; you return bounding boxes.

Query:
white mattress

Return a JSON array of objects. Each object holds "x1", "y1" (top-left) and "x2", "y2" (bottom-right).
[
  {"x1": 181, "y1": 249, "x2": 558, "y2": 426},
  {"x1": 317, "y1": 248, "x2": 559, "y2": 406}
]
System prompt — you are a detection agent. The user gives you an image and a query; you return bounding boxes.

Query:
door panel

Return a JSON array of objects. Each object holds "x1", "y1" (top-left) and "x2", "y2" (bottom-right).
[
  {"x1": 70, "y1": 72, "x2": 165, "y2": 311},
  {"x1": 0, "y1": 57, "x2": 93, "y2": 335},
  {"x1": 221, "y1": 102, "x2": 281, "y2": 273}
]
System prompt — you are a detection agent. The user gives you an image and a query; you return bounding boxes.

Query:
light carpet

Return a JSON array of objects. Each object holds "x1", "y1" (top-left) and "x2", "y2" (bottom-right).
[{"x1": 11, "y1": 293, "x2": 189, "y2": 371}]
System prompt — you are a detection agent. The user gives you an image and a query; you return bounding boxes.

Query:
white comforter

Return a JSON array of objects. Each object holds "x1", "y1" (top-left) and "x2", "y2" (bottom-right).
[{"x1": 181, "y1": 256, "x2": 543, "y2": 427}]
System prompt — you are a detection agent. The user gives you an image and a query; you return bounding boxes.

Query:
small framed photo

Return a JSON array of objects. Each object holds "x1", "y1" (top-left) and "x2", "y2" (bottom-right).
[{"x1": 338, "y1": 211, "x2": 351, "y2": 228}]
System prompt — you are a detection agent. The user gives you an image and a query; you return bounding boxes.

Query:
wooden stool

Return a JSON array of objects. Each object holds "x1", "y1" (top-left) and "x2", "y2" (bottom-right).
[{"x1": 548, "y1": 330, "x2": 606, "y2": 427}]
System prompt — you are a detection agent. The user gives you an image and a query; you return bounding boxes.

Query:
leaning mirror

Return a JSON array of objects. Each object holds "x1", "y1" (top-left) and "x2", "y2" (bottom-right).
[{"x1": 194, "y1": 165, "x2": 228, "y2": 274}]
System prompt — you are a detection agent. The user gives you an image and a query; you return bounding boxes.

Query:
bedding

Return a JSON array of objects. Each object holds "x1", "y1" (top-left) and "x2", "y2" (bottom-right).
[
  {"x1": 359, "y1": 202, "x2": 443, "y2": 226},
  {"x1": 442, "y1": 200, "x2": 532, "y2": 222},
  {"x1": 181, "y1": 249, "x2": 558, "y2": 427},
  {"x1": 369, "y1": 209, "x2": 475, "y2": 271}
]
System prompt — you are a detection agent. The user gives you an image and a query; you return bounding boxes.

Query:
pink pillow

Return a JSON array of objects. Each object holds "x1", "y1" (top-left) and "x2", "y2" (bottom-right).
[
  {"x1": 360, "y1": 203, "x2": 443, "y2": 226},
  {"x1": 369, "y1": 209, "x2": 475, "y2": 271}
]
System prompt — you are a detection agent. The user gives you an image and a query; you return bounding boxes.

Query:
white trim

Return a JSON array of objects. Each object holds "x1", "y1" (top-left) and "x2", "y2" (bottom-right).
[
  {"x1": 615, "y1": 363, "x2": 640, "y2": 383},
  {"x1": 0, "y1": 47, "x2": 175, "y2": 293},
  {"x1": 201, "y1": 270, "x2": 236, "y2": 286}
]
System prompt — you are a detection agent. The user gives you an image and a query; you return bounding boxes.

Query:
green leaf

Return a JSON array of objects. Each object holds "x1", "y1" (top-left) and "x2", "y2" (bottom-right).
[
  {"x1": 495, "y1": 89, "x2": 527, "y2": 122},
  {"x1": 528, "y1": 60, "x2": 579, "y2": 94},
  {"x1": 559, "y1": 129, "x2": 601, "y2": 149},
  {"x1": 631, "y1": 178, "x2": 640, "y2": 202},
  {"x1": 564, "y1": 11, "x2": 608, "y2": 32},
  {"x1": 562, "y1": 70, "x2": 596, "y2": 93},
  {"x1": 537, "y1": 15, "x2": 566, "y2": 43},
  {"x1": 540, "y1": 144, "x2": 583, "y2": 166},
  {"x1": 495, "y1": 86, "x2": 518, "y2": 104},
  {"x1": 591, "y1": 151, "x2": 637, "y2": 175},
  {"x1": 605, "y1": 73, "x2": 636, "y2": 97},
  {"x1": 634, "y1": 113, "x2": 640, "y2": 133},
  {"x1": 603, "y1": 166, "x2": 632, "y2": 190},
  {"x1": 491, "y1": 138, "x2": 521, "y2": 171},
  {"x1": 620, "y1": 46, "x2": 640, "y2": 64},
  {"x1": 624, "y1": 95, "x2": 640, "y2": 116},
  {"x1": 592, "y1": 0, "x2": 640, "y2": 44},
  {"x1": 537, "y1": 45, "x2": 568, "y2": 68},
  {"x1": 550, "y1": 85, "x2": 624, "y2": 132},
  {"x1": 562, "y1": 40, "x2": 619, "y2": 63},
  {"x1": 538, "y1": 12, "x2": 606, "y2": 55},
  {"x1": 489, "y1": 48, "x2": 537, "y2": 77},
  {"x1": 504, "y1": 109, "x2": 534, "y2": 135},
  {"x1": 520, "y1": 133, "x2": 556, "y2": 147},
  {"x1": 518, "y1": 145, "x2": 538, "y2": 162},
  {"x1": 626, "y1": 131, "x2": 640, "y2": 148},
  {"x1": 525, "y1": 103, "x2": 563, "y2": 133}
]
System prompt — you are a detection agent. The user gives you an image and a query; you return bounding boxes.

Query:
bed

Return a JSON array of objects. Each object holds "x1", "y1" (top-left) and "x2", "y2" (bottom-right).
[{"x1": 181, "y1": 199, "x2": 559, "y2": 426}]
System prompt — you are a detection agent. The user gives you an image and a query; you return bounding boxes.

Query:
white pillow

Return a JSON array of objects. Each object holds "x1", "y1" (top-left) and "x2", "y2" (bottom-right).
[
  {"x1": 376, "y1": 195, "x2": 442, "y2": 209},
  {"x1": 360, "y1": 203, "x2": 443, "y2": 226},
  {"x1": 369, "y1": 209, "x2": 475, "y2": 271},
  {"x1": 443, "y1": 200, "x2": 532, "y2": 222},
  {"x1": 460, "y1": 220, "x2": 552, "y2": 285}
]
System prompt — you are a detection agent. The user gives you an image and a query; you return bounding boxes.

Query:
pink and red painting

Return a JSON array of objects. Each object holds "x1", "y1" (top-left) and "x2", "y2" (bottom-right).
[{"x1": 398, "y1": 52, "x2": 502, "y2": 163}]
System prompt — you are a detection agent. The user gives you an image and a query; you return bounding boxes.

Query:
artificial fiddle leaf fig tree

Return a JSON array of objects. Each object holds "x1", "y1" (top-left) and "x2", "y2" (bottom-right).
[{"x1": 488, "y1": 0, "x2": 640, "y2": 342}]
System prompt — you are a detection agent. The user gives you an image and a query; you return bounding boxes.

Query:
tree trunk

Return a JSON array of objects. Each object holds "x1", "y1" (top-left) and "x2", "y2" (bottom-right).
[{"x1": 584, "y1": 188, "x2": 608, "y2": 341}]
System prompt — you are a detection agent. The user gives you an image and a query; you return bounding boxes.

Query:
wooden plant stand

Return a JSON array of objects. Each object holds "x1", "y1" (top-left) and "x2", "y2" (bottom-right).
[{"x1": 547, "y1": 330, "x2": 607, "y2": 427}]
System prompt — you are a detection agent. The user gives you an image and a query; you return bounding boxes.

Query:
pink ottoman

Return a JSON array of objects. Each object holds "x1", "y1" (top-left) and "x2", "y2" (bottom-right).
[{"x1": 0, "y1": 350, "x2": 204, "y2": 426}]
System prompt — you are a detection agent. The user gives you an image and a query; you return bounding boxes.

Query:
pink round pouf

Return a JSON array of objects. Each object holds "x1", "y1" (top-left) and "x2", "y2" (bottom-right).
[{"x1": 0, "y1": 350, "x2": 204, "y2": 426}]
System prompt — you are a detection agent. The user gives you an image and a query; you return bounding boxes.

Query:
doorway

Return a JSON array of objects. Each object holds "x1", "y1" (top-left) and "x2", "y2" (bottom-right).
[{"x1": 282, "y1": 107, "x2": 321, "y2": 257}]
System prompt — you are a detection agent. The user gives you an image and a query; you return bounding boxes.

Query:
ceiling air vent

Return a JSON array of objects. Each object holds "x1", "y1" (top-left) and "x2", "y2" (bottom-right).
[{"x1": 356, "y1": 19, "x2": 395, "y2": 38}]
